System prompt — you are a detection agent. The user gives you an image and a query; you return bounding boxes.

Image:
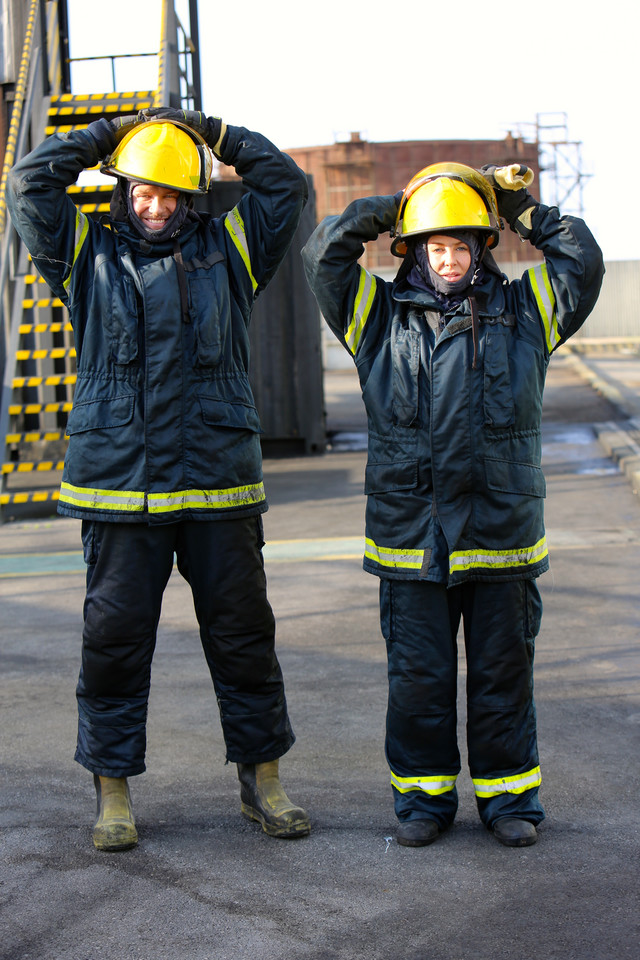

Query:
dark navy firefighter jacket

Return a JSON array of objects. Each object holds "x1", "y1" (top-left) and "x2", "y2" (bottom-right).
[
  {"x1": 7, "y1": 121, "x2": 308, "y2": 523},
  {"x1": 302, "y1": 196, "x2": 604, "y2": 586}
]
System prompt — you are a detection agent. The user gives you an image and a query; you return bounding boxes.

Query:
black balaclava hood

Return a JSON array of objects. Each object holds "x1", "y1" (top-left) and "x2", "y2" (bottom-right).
[
  {"x1": 406, "y1": 229, "x2": 485, "y2": 309},
  {"x1": 126, "y1": 180, "x2": 191, "y2": 242}
]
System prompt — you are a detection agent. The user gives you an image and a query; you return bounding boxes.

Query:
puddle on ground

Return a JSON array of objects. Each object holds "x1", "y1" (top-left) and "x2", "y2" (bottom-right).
[
  {"x1": 542, "y1": 424, "x2": 620, "y2": 475},
  {"x1": 328, "y1": 432, "x2": 368, "y2": 452}
]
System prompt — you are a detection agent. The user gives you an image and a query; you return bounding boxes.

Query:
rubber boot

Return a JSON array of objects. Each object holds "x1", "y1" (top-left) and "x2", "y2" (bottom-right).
[
  {"x1": 92, "y1": 774, "x2": 138, "y2": 852},
  {"x1": 237, "y1": 759, "x2": 310, "y2": 838},
  {"x1": 493, "y1": 817, "x2": 537, "y2": 847}
]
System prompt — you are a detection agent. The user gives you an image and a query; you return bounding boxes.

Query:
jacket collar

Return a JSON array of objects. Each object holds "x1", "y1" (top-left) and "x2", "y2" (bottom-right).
[
  {"x1": 393, "y1": 272, "x2": 505, "y2": 317},
  {"x1": 109, "y1": 213, "x2": 201, "y2": 256}
]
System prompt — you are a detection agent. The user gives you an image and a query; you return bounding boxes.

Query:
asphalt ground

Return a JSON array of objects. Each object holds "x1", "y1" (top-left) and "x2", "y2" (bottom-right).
[{"x1": 1, "y1": 354, "x2": 639, "y2": 960}]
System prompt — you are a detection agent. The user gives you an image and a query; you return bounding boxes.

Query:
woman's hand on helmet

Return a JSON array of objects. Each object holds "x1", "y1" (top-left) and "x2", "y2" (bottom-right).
[
  {"x1": 138, "y1": 107, "x2": 224, "y2": 153},
  {"x1": 480, "y1": 163, "x2": 538, "y2": 237}
]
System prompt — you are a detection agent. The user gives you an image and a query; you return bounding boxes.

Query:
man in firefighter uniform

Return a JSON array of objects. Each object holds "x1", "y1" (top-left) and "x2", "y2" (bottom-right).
[
  {"x1": 302, "y1": 162, "x2": 604, "y2": 847},
  {"x1": 7, "y1": 108, "x2": 311, "y2": 850}
]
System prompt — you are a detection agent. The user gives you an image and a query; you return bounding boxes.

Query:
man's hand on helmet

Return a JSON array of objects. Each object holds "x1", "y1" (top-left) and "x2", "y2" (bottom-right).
[
  {"x1": 481, "y1": 163, "x2": 538, "y2": 238},
  {"x1": 138, "y1": 107, "x2": 226, "y2": 155},
  {"x1": 109, "y1": 115, "x2": 139, "y2": 142},
  {"x1": 85, "y1": 114, "x2": 139, "y2": 158}
]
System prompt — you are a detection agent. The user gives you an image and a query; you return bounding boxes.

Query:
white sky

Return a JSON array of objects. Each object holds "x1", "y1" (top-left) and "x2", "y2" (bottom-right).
[{"x1": 66, "y1": 0, "x2": 633, "y2": 261}]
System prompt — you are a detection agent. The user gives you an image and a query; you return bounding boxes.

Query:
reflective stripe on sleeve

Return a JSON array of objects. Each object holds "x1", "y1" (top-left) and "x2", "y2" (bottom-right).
[
  {"x1": 528, "y1": 263, "x2": 559, "y2": 353},
  {"x1": 345, "y1": 267, "x2": 376, "y2": 356},
  {"x1": 62, "y1": 209, "x2": 89, "y2": 292},
  {"x1": 473, "y1": 765, "x2": 541, "y2": 798},
  {"x1": 449, "y1": 536, "x2": 548, "y2": 576},
  {"x1": 390, "y1": 770, "x2": 458, "y2": 796},
  {"x1": 365, "y1": 537, "x2": 424, "y2": 571},
  {"x1": 224, "y1": 205, "x2": 258, "y2": 292}
]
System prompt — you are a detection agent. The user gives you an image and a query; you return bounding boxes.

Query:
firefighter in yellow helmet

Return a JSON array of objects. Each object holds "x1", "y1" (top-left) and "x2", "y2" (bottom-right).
[
  {"x1": 302, "y1": 161, "x2": 604, "y2": 848},
  {"x1": 7, "y1": 107, "x2": 311, "y2": 851}
]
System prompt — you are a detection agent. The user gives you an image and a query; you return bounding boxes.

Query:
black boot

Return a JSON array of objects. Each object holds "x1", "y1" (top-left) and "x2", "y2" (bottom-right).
[
  {"x1": 493, "y1": 817, "x2": 537, "y2": 847},
  {"x1": 396, "y1": 818, "x2": 440, "y2": 847},
  {"x1": 237, "y1": 759, "x2": 310, "y2": 838}
]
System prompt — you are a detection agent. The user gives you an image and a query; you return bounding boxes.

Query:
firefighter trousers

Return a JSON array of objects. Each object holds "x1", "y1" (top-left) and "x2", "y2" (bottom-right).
[
  {"x1": 380, "y1": 578, "x2": 545, "y2": 830},
  {"x1": 75, "y1": 516, "x2": 295, "y2": 778}
]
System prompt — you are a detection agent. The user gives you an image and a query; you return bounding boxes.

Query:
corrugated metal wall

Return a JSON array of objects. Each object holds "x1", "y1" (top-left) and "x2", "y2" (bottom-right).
[
  {"x1": 501, "y1": 259, "x2": 640, "y2": 339},
  {"x1": 576, "y1": 261, "x2": 640, "y2": 338}
]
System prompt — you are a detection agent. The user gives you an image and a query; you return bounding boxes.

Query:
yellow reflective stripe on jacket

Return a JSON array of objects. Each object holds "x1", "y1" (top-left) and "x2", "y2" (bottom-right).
[
  {"x1": 59, "y1": 481, "x2": 266, "y2": 513},
  {"x1": 390, "y1": 770, "x2": 458, "y2": 796},
  {"x1": 148, "y1": 483, "x2": 265, "y2": 513},
  {"x1": 449, "y1": 536, "x2": 548, "y2": 575},
  {"x1": 345, "y1": 267, "x2": 376, "y2": 356},
  {"x1": 62, "y1": 209, "x2": 89, "y2": 291},
  {"x1": 59, "y1": 481, "x2": 145, "y2": 512},
  {"x1": 365, "y1": 537, "x2": 424, "y2": 571},
  {"x1": 224, "y1": 205, "x2": 258, "y2": 292},
  {"x1": 473, "y1": 765, "x2": 541, "y2": 798},
  {"x1": 528, "y1": 263, "x2": 559, "y2": 352}
]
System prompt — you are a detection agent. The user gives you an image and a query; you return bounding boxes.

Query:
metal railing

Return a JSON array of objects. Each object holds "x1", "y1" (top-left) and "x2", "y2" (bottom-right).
[{"x1": 67, "y1": 52, "x2": 158, "y2": 95}]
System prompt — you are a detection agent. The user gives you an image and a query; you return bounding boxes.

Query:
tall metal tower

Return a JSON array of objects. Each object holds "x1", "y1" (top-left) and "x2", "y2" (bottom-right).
[{"x1": 512, "y1": 112, "x2": 590, "y2": 217}]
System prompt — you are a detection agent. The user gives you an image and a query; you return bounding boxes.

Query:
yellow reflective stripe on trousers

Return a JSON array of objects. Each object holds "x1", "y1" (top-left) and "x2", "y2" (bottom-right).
[
  {"x1": 148, "y1": 483, "x2": 265, "y2": 513},
  {"x1": 449, "y1": 536, "x2": 548, "y2": 575},
  {"x1": 390, "y1": 770, "x2": 458, "y2": 796},
  {"x1": 59, "y1": 481, "x2": 145, "y2": 512},
  {"x1": 62, "y1": 209, "x2": 89, "y2": 292},
  {"x1": 528, "y1": 263, "x2": 558, "y2": 352},
  {"x1": 59, "y1": 481, "x2": 266, "y2": 513},
  {"x1": 345, "y1": 267, "x2": 376, "y2": 356},
  {"x1": 473, "y1": 765, "x2": 541, "y2": 798},
  {"x1": 365, "y1": 537, "x2": 424, "y2": 571},
  {"x1": 224, "y1": 205, "x2": 258, "y2": 292}
]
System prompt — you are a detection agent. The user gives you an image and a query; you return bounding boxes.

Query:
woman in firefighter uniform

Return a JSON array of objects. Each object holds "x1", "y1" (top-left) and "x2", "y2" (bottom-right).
[
  {"x1": 7, "y1": 109, "x2": 311, "y2": 850},
  {"x1": 302, "y1": 163, "x2": 604, "y2": 847}
]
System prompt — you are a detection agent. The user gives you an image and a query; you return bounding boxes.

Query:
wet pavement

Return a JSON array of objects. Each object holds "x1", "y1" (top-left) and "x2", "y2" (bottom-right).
[{"x1": 1, "y1": 353, "x2": 639, "y2": 960}]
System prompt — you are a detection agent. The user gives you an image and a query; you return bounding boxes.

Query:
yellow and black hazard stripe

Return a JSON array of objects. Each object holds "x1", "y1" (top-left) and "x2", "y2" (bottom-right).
[
  {"x1": 16, "y1": 346, "x2": 76, "y2": 361},
  {"x1": 2, "y1": 460, "x2": 65, "y2": 475},
  {"x1": 12, "y1": 374, "x2": 77, "y2": 389}
]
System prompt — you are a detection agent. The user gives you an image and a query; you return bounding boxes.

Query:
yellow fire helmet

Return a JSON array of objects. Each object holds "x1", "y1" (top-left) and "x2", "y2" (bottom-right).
[
  {"x1": 100, "y1": 120, "x2": 213, "y2": 194},
  {"x1": 391, "y1": 162, "x2": 501, "y2": 256}
]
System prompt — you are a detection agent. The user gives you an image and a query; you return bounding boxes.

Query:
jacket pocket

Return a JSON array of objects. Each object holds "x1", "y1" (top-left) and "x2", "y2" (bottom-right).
[
  {"x1": 392, "y1": 327, "x2": 420, "y2": 426},
  {"x1": 484, "y1": 457, "x2": 546, "y2": 497},
  {"x1": 185, "y1": 251, "x2": 227, "y2": 368},
  {"x1": 189, "y1": 277, "x2": 222, "y2": 366},
  {"x1": 198, "y1": 396, "x2": 261, "y2": 432},
  {"x1": 483, "y1": 329, "x2": 514, "y2": 427},
  {"x1": 365, "y1": 459, "x2": 418, "y2": 495},
  {"x1": 66, "y1": 394, "x2": 135, "y2": 435},
  {"x1": 110, "y1": 275, "x2": 139, "y2": 364}
]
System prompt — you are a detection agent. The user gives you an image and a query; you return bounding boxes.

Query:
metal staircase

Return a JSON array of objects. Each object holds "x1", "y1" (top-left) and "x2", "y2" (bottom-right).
[{"x1": 0, "y1": 0, "x2": 201, "y2": 520}]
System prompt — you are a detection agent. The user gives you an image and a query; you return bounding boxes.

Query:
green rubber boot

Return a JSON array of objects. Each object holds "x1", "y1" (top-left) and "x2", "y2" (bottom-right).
[
  {"x1": 237, "y1": 759, "x2": 310, "y2": 838},
  {"x1": 92, "y1": 775, "x2": 138, "y2": 852}
]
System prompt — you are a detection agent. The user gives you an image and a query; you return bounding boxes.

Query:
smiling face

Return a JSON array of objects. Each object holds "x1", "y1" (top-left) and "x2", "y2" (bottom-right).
[
  {"x1": 425, "y1": 234, "x2": 472, "y2": 282},
  {"x1": 130, "y1": 182, "x2": 181, "y2": 232}
]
